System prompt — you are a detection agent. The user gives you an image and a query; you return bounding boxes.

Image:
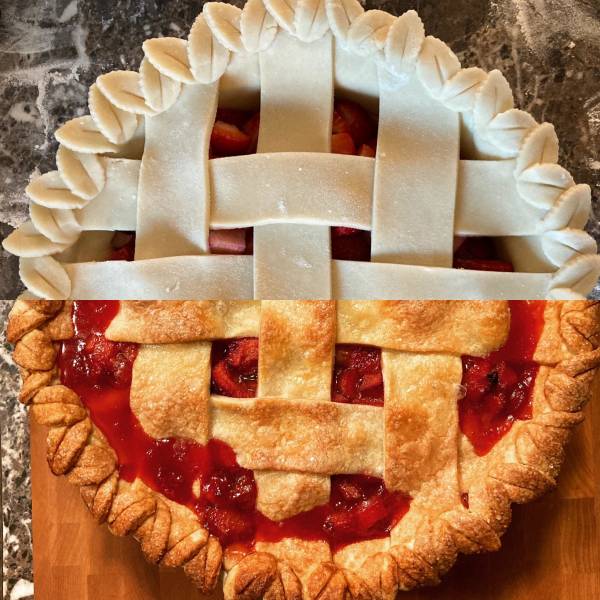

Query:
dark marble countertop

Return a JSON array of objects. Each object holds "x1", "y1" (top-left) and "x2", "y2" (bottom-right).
[
  {"x1": 1, "y1": 2, "x2": 600, "y2": 599},
  {"x1": 1, "y1": 301, "x2": 33, "y2": 600}
]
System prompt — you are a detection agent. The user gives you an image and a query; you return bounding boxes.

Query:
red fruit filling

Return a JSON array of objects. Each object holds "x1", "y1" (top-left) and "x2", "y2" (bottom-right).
[
  {"x1": 453, "y1": 237, "x2": 514, "y2": 272},
  {"x1": 334, "y1": 98, "x2": 376, "y2": 146},
  {"x1": 332, "y1": 345, "x2": 384, "y2": 406},
  {"x1": 254, "y1": 474, "x2": 410, "y2": 552},
  {"x1": 208, "y1": 228, "x2": 254, "y2": 255},
  {"x1": 211, "y1": 120, "x2": 251, "y2": 157},
  {"x1": 459, "y1": 300, "x2": 545, "y2": 456},
  {"x1": 108, "y1": 231, "x2": 136, "y2": 261},
  {"x1": 58, "y1": 301, "x2": 410, "y2": 551},
  {"x1": 331, "y1": 227, "x2": 371, "y2": 262},
  {"x1": 331, "y1": 132, "x2": 356, "y2": 155},
  {"x1": 210, "y1": 338, "x2": 259, "y2": 398}
]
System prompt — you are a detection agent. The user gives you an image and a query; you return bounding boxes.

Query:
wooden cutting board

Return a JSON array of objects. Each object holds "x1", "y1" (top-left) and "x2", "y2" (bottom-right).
[{"x1": 31, "y1": 377, "x2": 600, "y2": 600}]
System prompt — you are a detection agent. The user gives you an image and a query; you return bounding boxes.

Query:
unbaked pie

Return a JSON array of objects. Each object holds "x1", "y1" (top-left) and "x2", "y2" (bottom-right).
[
  {"x1": 3, "y1": 0, "x2": 600, "y2": 299},
  {"x1": 8, "y1": 299, "x2": 600, "y2": 598}
]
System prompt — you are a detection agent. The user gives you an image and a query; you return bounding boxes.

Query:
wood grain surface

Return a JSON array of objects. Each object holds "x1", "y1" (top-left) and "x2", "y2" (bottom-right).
[{"x1": 30, "y1": 377, "x2": 600, "y2": 600}]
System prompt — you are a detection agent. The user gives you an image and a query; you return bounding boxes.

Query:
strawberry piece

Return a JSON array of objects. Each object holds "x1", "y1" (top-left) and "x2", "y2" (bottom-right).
[
  {"x1": 334, "y1": 346, "x2": 354, "y2": 368},
  {"x1": 358, "y1": 143, "x2": 375, "y2": 157},
  {"x1": 338, "y1": 368, "x2": 360, "y2": 398},
  {"x1": 331, "y1": 227, "x2": 371, "y2": 261},
  {"x1": 109, "y1": 232, "x2": 135, "y2": 261},
  {"x1": 211, "y1": 338, "x2": 258, "y2": 398},
  {"x1": 243, "y1": 112, "x2": 260, "y2": 154},
  {"x1": 77, "y1": 333, "x2": 136, "y2": 389},
  {"x1": 332, "y1": 110, "x2": 350, "y2": 134},
  {"x1": 204, "y1": 506, "x2": 253, "y2": 545},
  {"x1": 227, "y1": 338, "x2": 258, "y2": 373},
  {"x1": 108, "y1": 246, "x2": 134, "y2": 261},
  {"x1": 359, "y1": 371, "x2": 383, "y2": 397},
  {"x1": 356, "y1": 496, "x2": 387, "y2": 533},
  {"x1": 453, "y1": 236, "x2": 515, "y2": 272},
  {"x1": 209, "y1": 229, "x2": 248, "y2": 254},
  {"x1": 216, "y1": 108, "x2": 252, "y2": 128},
  {"x1": 460, "y1": 354, "x2": 538, "y2": 456},
  {"x1": 202, "y1": 467, "x2": 256, "y2": 510},
  {"x1": 332, "y1": 345, "x2": 383, "y2": 405},
  {"x1": 211, "y1": 361, "x2": 247, "y2": 397},
  {"x1": 323, "y1": 511, "x2": 354, "y2": 536},
  {"x1": 211, "y1": 120, "x2": 250, "y2": 156},
  {"x1": 454, "y1": 258, "x2": 514, "y2": 272},
  {"x1": 216, "y1": 108, "x2": 251, "y2": 127},
  {"x1": 336, "y1": 479, "x2": 365, "y2": 503},
  {"x1": 331, "y1": 132, "x2": 356, "y2": 155},
  {"x1": 325, "y1": 474, "x2": 409, "y2": 546},
  {"x1": 335, "y1": 99, "x2": 376, "y2": 146},
  {"x1": 333, "y1": 226, "x2": 359, "y2": 236}
]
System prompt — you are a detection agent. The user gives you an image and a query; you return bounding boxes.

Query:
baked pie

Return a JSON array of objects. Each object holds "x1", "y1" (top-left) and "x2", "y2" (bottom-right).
[
  {"x1": 8, "y1": 299, "x2": 600, "y2": 598},
  {"x1": 3, "y1": 0, "x2": 600, "y2": 300}
]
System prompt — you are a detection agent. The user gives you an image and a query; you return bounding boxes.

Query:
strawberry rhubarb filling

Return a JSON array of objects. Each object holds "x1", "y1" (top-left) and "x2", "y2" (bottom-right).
[
  {"x1": 108, "y1": 98, "x2": 513, "y2": 271},
  {"x1": 58, "y1": 301, "x2": 544, "y2": 550},
  {"x1": 59, "y1": 301, "x2": 408, "y2": 551}
]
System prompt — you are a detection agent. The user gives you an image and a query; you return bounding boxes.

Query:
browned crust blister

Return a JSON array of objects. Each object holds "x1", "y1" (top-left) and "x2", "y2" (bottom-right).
[{"x1": 8, "y1": 300, "x2": 600, "y2": 599}]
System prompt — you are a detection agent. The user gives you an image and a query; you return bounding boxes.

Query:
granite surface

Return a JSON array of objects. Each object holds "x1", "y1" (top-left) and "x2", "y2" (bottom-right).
[
  {"x1": 0, "y1": 0, "x2": 599, "y2": 297},
  {"x1": 1, "y1": 2, "x2": 600, "y2": 599},
  {"x1": 1, "y1": 301, "x2": 33, "y2": 600}
]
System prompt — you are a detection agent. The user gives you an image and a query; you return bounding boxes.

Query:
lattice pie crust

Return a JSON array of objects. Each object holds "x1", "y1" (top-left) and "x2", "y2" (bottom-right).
[
  {"x1": 3, "y1": 0, "x2": 600, "y2": 299},
  {"x1": 8, "y1": 299, "x2": 600, "y2": 599}
]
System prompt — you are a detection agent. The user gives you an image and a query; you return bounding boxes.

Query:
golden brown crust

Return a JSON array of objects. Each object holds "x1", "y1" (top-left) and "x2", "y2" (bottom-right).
[
  {"x1": 130, "y1": 342, "x2": 211, "y2": 441},
  {"x1": 106, "y1": 300, "x2": 260, "y2": 342},
  {"x1": 337, "y1": 300, "x2": 510, "y2": 356},
  {"x1": 183, "y1": 535, "x2": 224, "y2": 594},
  {"x1": 8, "y1": 300, "x2": 600, "y2": 599},
  {"x1": 9, "y1": 300, "x2": 225, "y2": 595},
  {"x1": 211, "y1": 397, "x2": 383, "y2": 475},
  {"x1": 6, "y1": 299, "x2": 63, "y2": 343},
  {"x1": 13, "y1": 328, "x2": 56, "y2": 370}
]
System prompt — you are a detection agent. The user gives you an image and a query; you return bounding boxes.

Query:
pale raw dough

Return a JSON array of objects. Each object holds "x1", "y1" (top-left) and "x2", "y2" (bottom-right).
[
  {"x1": 4, "y1": 0, "x2": 599, "y2": 299},
  {"x1": 135, "y1": 83, "x2": 218, "y2": 259},
  {"x1": 371, "y1": 69, "x2": 459, "y2": 267},
  {"x1": 333, "y1": 260, "x2": 552, "y2": 299},
  {"x1": 253, "y1": 31, "x2": 333, "y2": 299},
  {"x1": 65, "y1": 255, "x2": 254, "y2": 299},
  {"x1": 77, "y1": 154, "x2": 546, "y2": 235}
]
